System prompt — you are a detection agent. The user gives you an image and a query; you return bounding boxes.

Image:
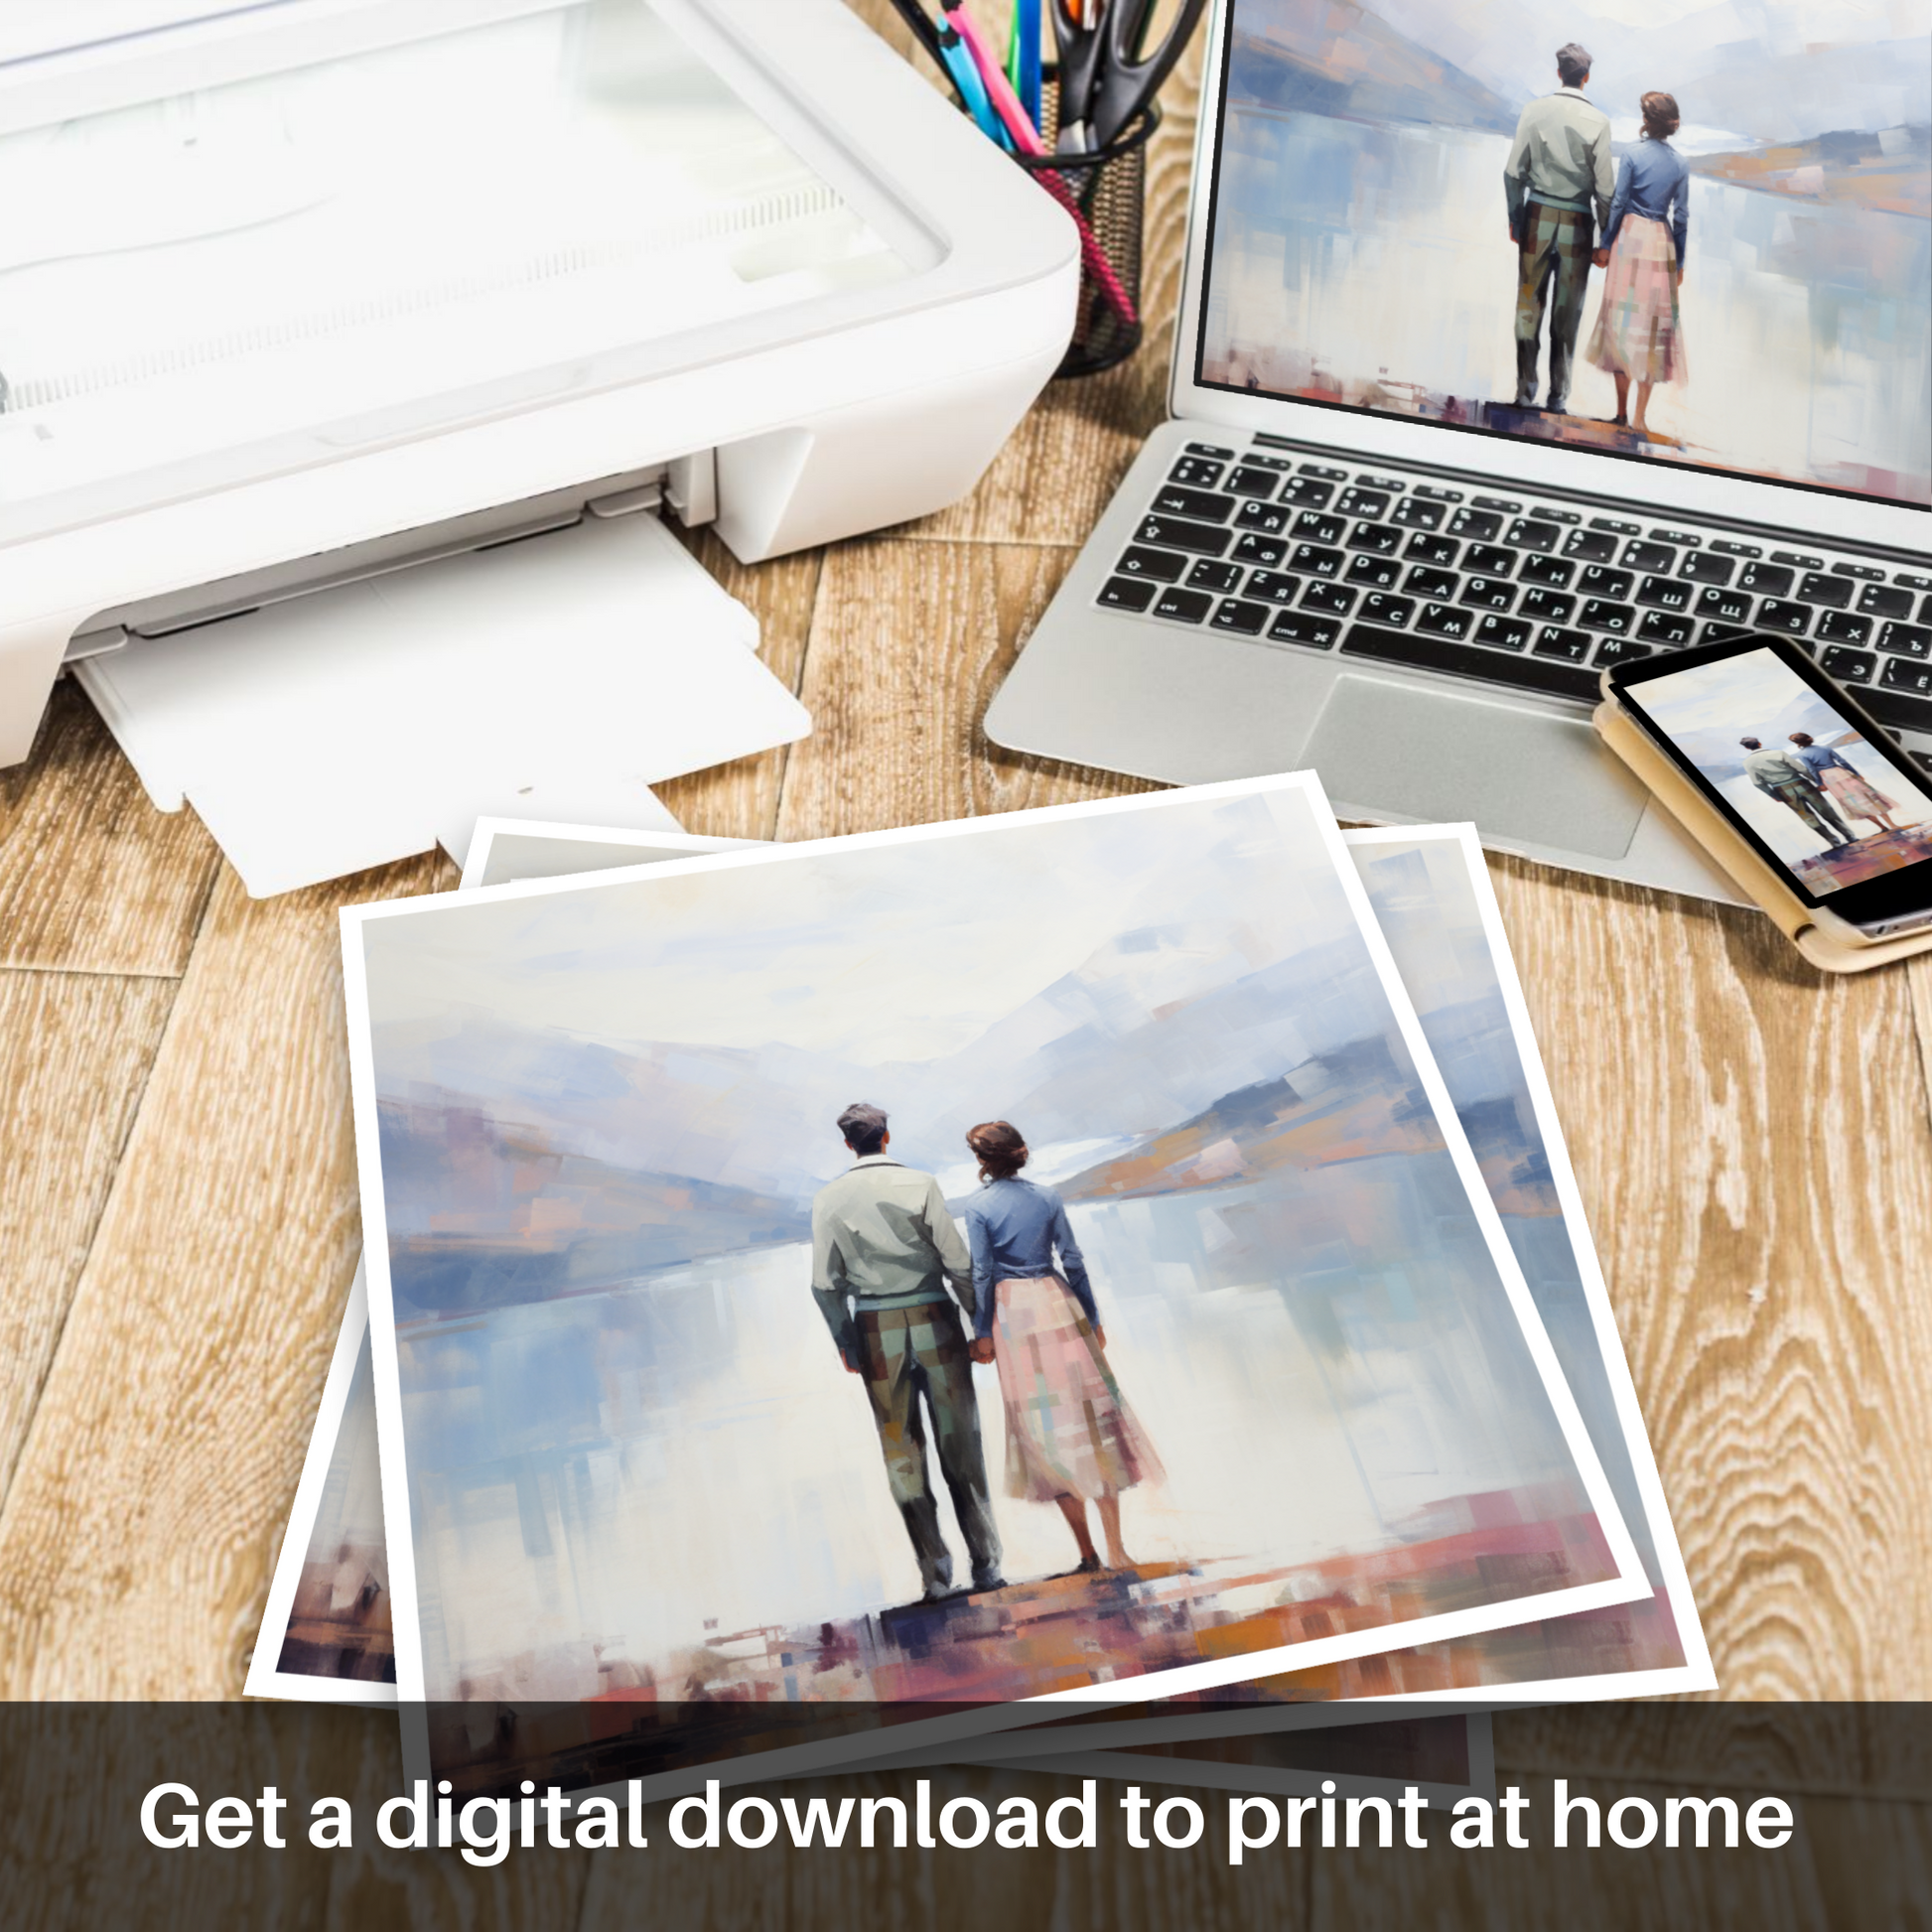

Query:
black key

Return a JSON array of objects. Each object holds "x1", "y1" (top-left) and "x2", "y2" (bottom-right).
[
  {"x1": 1137, "y1": 514, "x2": 1231, "y2": 558},
  {"x1": 1636, "y1": 575, "x2": 1694, "y2": 613},
  {"x1": 1697, "y1": 586, "x2": 1753, "y2": 625},
  {"x1": 1151, "y1": 586, "x2": 1213, "y2": 623},
  {"x1": 1460, "y1": 578, "x2": 1516, "y2": 612},
  {"x1": 1347, "y1": 521, "x2": 1404, "y2": 556},
  {"x1": 1449, "y1": 507, "x2": 1503, "y2": 541},
  {"x1": 1519, "y1": 553, "x2": 1576, "y2": 588},
  {"x1": 1580, "y1": 599, "x2": 1635, "y2": 634},
  {"x1": 1243, "y1": 571, "x2": 1302, "y2": 605},
  {"x1": 1414, "y1": 485, "x2": 1463, "y2": 502},
  {"x1": 1900, "y1": 572, "x2": 1932, "y2": 592},
  {"x1": 1519, "y1": 588, "x2": 1576, "y2": 624},
  {"x1": 1405, "y1": 532, "x2": 1460, "y2": 567},
  {"x1": 1235, "y1": 499, "x2": 1293, "y2": 535},
  {"x1": 1301, "y1": 582, "x2": 1357, "y2": 617},
  {"x1": 1281, "y1": 476, "x2": 1336, "y2": 507},
  {"x1": 1881, "y1": 656, "x2": 1932, "y2": 697},
  {"x1": 1770, "y1": 549, "x2": 1823, "y2": 569},
  {"x1": 1359, "y1": 594, "x2": 1416, "y2": 628},
  {"x1": 1534, "y1": 626, "x2": 1591, "y2": 661},
  {"x1": 1593, "y1": 637, "x2": 1652, "y2": 666},
  {"x1": 1298, "y1": 463, "x2": 1348, "y2": 481},
  {"x1": 1289, "y1": 543, "x2": 1345, "y2": 579},
  {"x1": 1464, "y1": 542, "x2": 1516, "y2": 578},
  {"x1": 1212, "y1": 599, "x2": 1271, "y2": 636},
  {"x1": 1335, "y1": 486, "x2": 1390, "y2": 519},
  {"x1": 1562, "y1": 528, "x2": 1620, "y2": 563},
  {"x1": 1186, "y1": 559, "x2": 1245, "y2": 594},
  {"x1": 1225, "y1": 465, "x2": 1283, "y2": 499},
  {"x1": 1711, "y1": 540, "x2": 1761, "y2": 558},
  {"x1": 1738, "y1": 561, "x2": 1793, "y2": 597},
  {"x1": 1590, "y1": 516, "x2": 1643, "y2": 536},
  {"x1": 1475, "y1": 615, "x2": 1532, "y2": 651},
  {"x1": 1578, "y1": 566, "x2": 1634, "y2": 601},
  {"x1": 1623, "y1": 540, "x2": 1677, "y2": 574},
  {"x1": 1817, "y1": 611, "x2": 1872, "y2": 646},
  {"x1": 1268, "y1": 612, "x2": 1341, "y2": 649},
  {"x1": 1340, "y1": 621, "x2": 1600, "y2": 700},
  {"x1": 1417, "y1": 603, "x2": 1474, "y2": 639},
  {"x1": 1293, "y1": 511, "x2": 1347, "y2": 544},
  {"x1": 1345, "y1": 554, "x2": 1401, "y2": 590},
  {"x1": 1097, "y1": 576, "x2": 1156, "y2": 612},
  {"x1": 1867, "y1": 687, "x2": 1932, "y2": 737},
  {"x1": 1116, "y1": 546, "x2": 1189, "y2": 582},
  {"x1": 1796, "y1": 572, "x2": 1852, "y2": 610},
  {"x1": 1649, "y1": 528, "x2": 1701, "y2": 548},
  {"x1": 1680, "y1": 553, "x2": 1735, "y2": 586},
  {"x1": 1858, "y1": 584, "x2": 1914, "y2": 621},
  {"x1": 1185, "y1": 441, "x2": 1235, "y2": 459},
  {"x1": 1757, "y1": 599, "x2": 1811, "y2": 636},
  {"x1": 1472, "y1": 495, "x2": 1520, "y2": 513},
  {"x1": 1923, "y1": 595, "x2": 1932, "y2": 623},
  {"x1": 1831, "y1": 561, "x2": 1885, "y2": 582},
  {"x1": 1392, "y1": 497, "x2": 1446, "y2": 531},
  {"x1": 1169, "y1": 457, "x2": 1225, "y2": 487},
  {"x1": 1354, "y1": 474, "x2": 1406, "y2": 492},
  {"x1": 1820, "y1": 645, "x2": 1876, "y2": 683},
  {"x1": 1505, "y1": 518, "x2": 1561, "y2": 552},
  {"x1": 1880, "y1": 621, "x2": 1932, "y2": 659},
  {"x1": 1244, "y1": 454, "x2": 1295, "y2": 471},
  {"x1": 1701, "y1": 621, "x2": 1759, "y2": 643},
  {"x1": 1637, "y1": 610, "x2": 1695, "y2": 645},
  {"x1": 1233, "y1": 532, "x2": 1287, "y2": 568},
  {"x1": 1405, "y1": 566, "x2": 1458, "y2": 602},
  {"x1": 1530, "y1": 505, "x2": 1580, "y2": 525}
]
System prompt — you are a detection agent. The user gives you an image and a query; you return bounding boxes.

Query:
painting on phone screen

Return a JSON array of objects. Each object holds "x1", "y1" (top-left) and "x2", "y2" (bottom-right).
[{"x1": 1633, "y1": 645, "x2": 1932, "y2": 894}]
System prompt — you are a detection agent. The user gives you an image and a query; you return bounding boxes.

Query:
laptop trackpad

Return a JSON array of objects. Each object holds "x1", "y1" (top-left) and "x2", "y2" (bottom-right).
[{"x1": 1303, "y1": 675, "x2": 1649, "y2": 860}]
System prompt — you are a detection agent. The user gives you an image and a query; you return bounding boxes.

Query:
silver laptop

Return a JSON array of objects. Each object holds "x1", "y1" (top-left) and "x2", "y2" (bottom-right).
[{"x1": 987, "y1": 0, "x2": 1931, "y2": 899}]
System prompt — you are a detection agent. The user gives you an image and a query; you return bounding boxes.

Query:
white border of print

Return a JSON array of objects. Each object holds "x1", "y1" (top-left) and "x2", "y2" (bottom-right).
[
  {"x1": 242, "y1": 1261, "x2": 391, "y2": 1707},
  {"x1": 340, "y1": 772, "x2": 1650, "y2": 1792}
]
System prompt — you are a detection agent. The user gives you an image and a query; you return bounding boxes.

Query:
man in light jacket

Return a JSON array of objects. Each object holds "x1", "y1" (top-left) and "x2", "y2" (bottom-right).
[
  {"x1": 1504, "y1": 43, "x2": 1615, "y2": 413},
  {"x1": 811, "y1": 1101, "x2": 1003, "y2": 1601}
]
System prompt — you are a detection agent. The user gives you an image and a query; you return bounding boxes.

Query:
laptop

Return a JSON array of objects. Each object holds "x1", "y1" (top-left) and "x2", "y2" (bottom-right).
[{"x1": 986, "y1": 0, "x2": 1931, "y2": 900}]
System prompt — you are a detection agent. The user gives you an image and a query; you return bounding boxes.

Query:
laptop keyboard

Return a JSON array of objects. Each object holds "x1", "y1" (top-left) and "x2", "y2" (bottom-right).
[{"x1": 1098, "y1": 441, "x2": 1932, "y2": 763}]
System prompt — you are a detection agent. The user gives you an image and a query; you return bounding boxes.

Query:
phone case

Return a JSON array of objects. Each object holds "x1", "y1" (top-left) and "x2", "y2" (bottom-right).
[{"x1": 1593, "y1": 699, "x2": 1932, "y2": 974}]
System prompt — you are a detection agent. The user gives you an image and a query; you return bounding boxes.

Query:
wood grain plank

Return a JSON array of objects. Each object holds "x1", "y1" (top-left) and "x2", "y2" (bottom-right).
[
  {"x1": 773, "y1": 539, "x2": 1160, "y2": 843},
  {"x1": 654, "y1": 530, "x2": 821, "y2": 843},
  {"x1": 0, "y1": 969, "x2": 177, "y2": 1505},
  {"x1": 0, "y1": 855, "x2": 449, "y2": 1698},
  {"x1": 1483, "y1": 853, "x2": 1932, "y2": 1699},
  {"x1": 1314, "y1": 1770, "x2": 1928, "y2": 1932},
  {"x1": 0, "y1": 680, "x2": 220, "y2": 976}
]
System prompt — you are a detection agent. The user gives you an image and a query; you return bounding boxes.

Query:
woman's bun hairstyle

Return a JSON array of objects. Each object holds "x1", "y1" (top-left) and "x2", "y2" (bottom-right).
[
  {"x1": 1640, "y1": 91, "x2": 1681, "y2": 139},
  {"x1": 966, "y1": 1121, "x2": 1029, "y2": 1182}
]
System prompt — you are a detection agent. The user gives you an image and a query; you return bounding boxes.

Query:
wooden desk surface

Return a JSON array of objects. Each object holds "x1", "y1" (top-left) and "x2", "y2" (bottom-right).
[{"x1": 1, "y1": 9, "x2": 1926, "y2": 1925}]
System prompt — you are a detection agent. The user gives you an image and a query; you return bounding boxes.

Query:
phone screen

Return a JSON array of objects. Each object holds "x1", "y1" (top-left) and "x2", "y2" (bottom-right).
[{"x1": 1613, "y1": 638, "x2": 1932, "y2": 918}]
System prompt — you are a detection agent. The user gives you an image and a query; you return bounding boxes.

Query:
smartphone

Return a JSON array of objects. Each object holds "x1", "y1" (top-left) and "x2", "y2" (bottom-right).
[{"x1": 1604, "y1": 632, "x2": 1932, "y2": 942}]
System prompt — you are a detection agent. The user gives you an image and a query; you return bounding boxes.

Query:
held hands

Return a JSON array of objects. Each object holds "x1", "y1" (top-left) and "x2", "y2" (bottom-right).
[
  {"x1": 969, "y1": 1337, "x2": 996, "y2": 1365},
  {"x1": 1591, "y1": 248, "x2": 1609, "y2": 268}
]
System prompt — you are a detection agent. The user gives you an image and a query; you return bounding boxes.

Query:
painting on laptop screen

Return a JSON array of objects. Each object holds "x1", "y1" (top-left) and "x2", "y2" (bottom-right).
[{"x1": 1198, "y1": 0, "x2": 1931, "y2": 506}]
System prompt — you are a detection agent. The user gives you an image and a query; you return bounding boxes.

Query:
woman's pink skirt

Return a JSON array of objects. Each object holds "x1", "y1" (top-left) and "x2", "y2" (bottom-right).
[
  {"x1": 991, "y1": 1277, "x2": 1163, "y2": 1502},
  {"x1": 1586, "y1": 213, "x2": 1687, "y2": 385},
  {"x1": 1821, "y1": 765, "x2": 1898, "y2": 818}
]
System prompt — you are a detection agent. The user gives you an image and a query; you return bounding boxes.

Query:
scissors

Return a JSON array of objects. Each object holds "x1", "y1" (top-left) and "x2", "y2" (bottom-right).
[{"x1": 1050, "y1": 0, "x2": 1207, "y2": 152}]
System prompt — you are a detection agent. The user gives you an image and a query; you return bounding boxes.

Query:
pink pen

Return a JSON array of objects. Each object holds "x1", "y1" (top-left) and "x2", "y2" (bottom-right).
[{"x1": 943, "y1": 2, "x2": 1141, "y2": 331}]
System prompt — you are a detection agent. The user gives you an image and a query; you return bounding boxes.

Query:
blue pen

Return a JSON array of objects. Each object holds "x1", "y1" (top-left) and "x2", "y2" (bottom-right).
[
  {"x1": 936, "y1": 18, "x2": 1010, "y2": 148},
  {"x1": 1012, "y1": 0, "x2": 1041, "y2": 130}
]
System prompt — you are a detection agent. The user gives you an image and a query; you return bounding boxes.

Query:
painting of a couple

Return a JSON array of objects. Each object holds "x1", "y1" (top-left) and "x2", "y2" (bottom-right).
[{"x1": 812, "y1": 1102, "x2": 1160, "y2": 1604}]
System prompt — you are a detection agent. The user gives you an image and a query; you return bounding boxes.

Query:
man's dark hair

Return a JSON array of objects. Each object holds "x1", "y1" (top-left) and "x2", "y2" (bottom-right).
[
  {"x1": 1556, "y1": 42, "x2": 1592, "y2": 86},
  {"x1": 837, "y1": 1102, "x2": 889, "y2": 1156},
  {"x1": 1740, "y1": 737, "x2": 1761, "y2": 750},
  {"x1": 1789, "y1": 732, "x2": 1814, "y2": 746}
]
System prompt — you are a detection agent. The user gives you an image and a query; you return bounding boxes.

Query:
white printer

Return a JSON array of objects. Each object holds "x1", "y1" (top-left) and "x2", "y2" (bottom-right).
[{"x1": 0, "y1": 0, "x2": 1077, "y2": 890}]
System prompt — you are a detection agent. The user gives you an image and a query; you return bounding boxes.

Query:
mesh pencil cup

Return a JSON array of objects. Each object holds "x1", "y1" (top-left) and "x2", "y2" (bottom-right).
[{"x1": 1015, "y1": 88, "x2": 1160, "y2": 379}]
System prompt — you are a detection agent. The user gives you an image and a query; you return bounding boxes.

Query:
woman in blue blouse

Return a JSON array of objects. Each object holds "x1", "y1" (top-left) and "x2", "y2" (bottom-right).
[
  {"x1": 1586, "y1": 90, "x2": 1690, "y2": 432},
  {"x1": 961, "y1": 1120, "x2": 1162, "y2": 1574}
]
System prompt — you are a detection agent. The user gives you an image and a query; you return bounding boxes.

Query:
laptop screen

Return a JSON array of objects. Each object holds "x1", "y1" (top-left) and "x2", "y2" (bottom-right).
[{"x1": 1194, "y1": 0, "x2": 1932, "y2": 510}]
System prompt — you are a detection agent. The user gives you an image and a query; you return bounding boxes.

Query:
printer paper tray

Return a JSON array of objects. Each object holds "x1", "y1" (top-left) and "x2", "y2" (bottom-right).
[{"x1": 75, "y1": 512, "x2": 808, "y2": 897}]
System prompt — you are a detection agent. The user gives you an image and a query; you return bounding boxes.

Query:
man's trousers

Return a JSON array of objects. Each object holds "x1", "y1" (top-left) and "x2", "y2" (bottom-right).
[{"x1": 1515, "y1": 203, "x2": 1594, "y2": 411}]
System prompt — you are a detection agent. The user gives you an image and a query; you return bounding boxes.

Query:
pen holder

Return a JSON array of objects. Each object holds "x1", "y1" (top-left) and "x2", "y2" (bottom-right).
[{"x1": 1016, "y1": 88, "x2": 1160, "y2": 379}]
